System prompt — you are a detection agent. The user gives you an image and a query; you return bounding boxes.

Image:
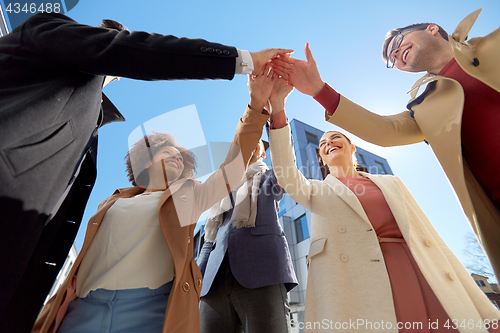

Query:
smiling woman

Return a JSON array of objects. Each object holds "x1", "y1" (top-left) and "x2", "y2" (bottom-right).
[
  {"x1": 31, "y1": 76, "x2": 271, "y2": 332},
  {"x1": 268, "y1": 78, "x2": 500, "y2": 332}
]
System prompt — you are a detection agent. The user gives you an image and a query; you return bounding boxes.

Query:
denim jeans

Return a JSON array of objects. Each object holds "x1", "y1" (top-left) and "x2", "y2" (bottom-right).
[{"x1": 57, "y1": 280, "x2": 173, "y2": 333}]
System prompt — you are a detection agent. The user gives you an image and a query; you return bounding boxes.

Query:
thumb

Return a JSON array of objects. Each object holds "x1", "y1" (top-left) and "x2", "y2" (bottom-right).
[{"x1": 305, "y1": 42, "x2": 315, "y2": 64}]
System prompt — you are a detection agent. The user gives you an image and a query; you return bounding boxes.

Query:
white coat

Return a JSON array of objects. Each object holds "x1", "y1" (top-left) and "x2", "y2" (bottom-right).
[{"x1": 270, "y1": 124, "x2": 500, "y2": 333}]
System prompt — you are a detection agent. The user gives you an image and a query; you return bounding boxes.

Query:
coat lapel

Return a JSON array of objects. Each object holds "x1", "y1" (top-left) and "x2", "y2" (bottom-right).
[{"x1": 323, "y1": 174, "x2": 371, "y2": 226}]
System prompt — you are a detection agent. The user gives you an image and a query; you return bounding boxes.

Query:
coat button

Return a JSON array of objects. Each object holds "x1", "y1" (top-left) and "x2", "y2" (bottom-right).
[
  {"x1": 200, "y1": 46, "x2": 207, "y2": 52},
  {"x1": 182, "y1": 282, "x2": 190, "y2": 292},
  {"x1": 223, "y1": 50, "x2": 230, "y2": 55},
  {"x1": 187, "y1": 236, "x2": 191, "y2": 244},
  {"x1": 197, "y1": 278, "x2": 202, "y2": 288},
  {"x1": 340, "y1": 254, "x2": 349, "y2": 262},
  {"x1": 338, "y1": 226, "x2": 346, "y2": 233},
  {"x1": 448, "y1": 272, "x2": 455, "y2": 281},
  {"x1": 425, "y1": 239, "x2": 433, "y2": 247},
  {"x1": 181, "y1": 195, "x2": 188, "y2": 202}
]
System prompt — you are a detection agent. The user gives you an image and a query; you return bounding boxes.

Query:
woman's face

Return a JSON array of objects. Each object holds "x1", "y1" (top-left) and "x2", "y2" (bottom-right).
[
  {"x1": 318, "y1": 131, "x2": 355, "y2": 168},
  {"x1": 147, "y1": 146, "x2": 185, "y2": 182}
]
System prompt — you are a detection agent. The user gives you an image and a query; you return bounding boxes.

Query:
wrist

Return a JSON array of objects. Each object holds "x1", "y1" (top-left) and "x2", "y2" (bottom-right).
[
  {"x1": 249, "y1": 98, "x2": 265, "y2": 111},
  {"x1": 312, "y1": 81, "x2": 326, "y2": 97},
  {"x1": 270, "y1": 100, "x2": 285, "y2": 114}
]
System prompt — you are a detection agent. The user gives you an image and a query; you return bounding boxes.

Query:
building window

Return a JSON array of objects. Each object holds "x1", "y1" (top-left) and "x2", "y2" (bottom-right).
[
  {"x1": 358, "y1": 153, "x2": 366, "y2": 165},
  {"x1": 374, "y1": 161, "x2": 387, "y2": 174},
  {"x1": 294, "y1": 214, "x2": 310, "y2": 243},
  {"x1": 305, "y1": 131, "x2": 319, "y2": 145},
  {"x1": 475, "y1": 279, "x2": 487, "y2": 287},
  {"x1": 491, "y1": 300, "x2": 499, "y2": 309},
  {"x1": 278, "y1": 199, "x2": 286, "y2": 217}
]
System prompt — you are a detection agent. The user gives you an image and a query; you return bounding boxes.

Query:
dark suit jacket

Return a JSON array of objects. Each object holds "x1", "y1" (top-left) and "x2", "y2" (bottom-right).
[
  {"x1": 197, "y1": 169, "x2": 298, "y2": 296},
  {"x1": 0, "y1": 12, "x2": 238, "y2": 332}
]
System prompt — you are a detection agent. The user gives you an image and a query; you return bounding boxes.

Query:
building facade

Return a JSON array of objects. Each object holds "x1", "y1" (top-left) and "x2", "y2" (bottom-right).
[
  {"x1": 472, "y1": 274, "x2": 500, "y2": 310},
  {"x1": 44, "y1": 244, "x2": 78, "y2": 303},
  {"x1": 193, "y1": 118, "x2": 393, "y2": 332}
]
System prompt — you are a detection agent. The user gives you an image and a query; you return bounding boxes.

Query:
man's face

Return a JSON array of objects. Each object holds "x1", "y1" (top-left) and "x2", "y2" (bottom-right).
[{"x1": 387, "y1": 27, "x2": 441, "y2": 73}]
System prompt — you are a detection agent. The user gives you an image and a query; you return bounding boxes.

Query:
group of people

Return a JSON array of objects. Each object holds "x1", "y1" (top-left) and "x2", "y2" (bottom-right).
[{"x1": 0, "y1": 8, "x2": 499, "y2": 333}]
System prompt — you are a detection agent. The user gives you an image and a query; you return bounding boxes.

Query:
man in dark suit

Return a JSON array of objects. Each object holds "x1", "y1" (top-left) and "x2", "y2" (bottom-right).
[
  {"x1": 0, "y1": 12, "x2": 291, "y2": 332},
  {"x1": 197, "y1": 137, "x2": 298, "y2": 333}
]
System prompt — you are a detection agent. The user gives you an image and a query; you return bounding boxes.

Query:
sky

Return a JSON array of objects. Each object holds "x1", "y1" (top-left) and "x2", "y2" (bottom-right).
[{"x1": 6, "y1": 0, "x2": 500, "y2": 280}]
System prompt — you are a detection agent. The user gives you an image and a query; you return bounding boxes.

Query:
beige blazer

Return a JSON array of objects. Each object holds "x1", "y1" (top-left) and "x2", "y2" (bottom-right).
[
  {"x1": 326, "y1": 9, "x2": 500, "y2": 279},
  {"x1": 31, "y1": 106, "x2": 269, "y2": 333},
  {"x1": 270, "y1": 125, "x2": 500, "y2": 333}
]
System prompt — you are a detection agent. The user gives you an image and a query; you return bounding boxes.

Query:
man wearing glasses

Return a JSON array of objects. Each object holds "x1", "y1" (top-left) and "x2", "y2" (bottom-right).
[{"x1": 271, "y1": 9, "x2": 500, "y2": 280}]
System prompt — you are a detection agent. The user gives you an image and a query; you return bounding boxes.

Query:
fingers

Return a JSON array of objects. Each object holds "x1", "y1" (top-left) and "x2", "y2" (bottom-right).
[
  {"x1": 271, "y1": 58, "x2": 294, "y2": 70},
  {"x1": 262, "y1": 62, "x2": 273, "y2": 76},
  {"x1": 305, "y1": 42, "x2": 315, "y2": 64},
  {"x1": 272, "y1": 56, "x2": 299, "y2": 66},
  {"x1": 272, "y1": 67, "x2": 290, "y2": 81},
  {"x1": 271, "y1": 48, "x2": 294, "y2": 58}
]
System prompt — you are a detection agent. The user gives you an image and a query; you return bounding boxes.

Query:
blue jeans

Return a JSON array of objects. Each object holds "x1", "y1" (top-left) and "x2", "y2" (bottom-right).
[{"x1": 57, "y1": 281, "x2": 173, "y2": 333}]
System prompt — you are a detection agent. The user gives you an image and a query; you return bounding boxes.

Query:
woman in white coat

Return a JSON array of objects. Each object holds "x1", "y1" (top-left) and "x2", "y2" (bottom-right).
[{"x1": 267, "y1": 78, "x2": 500, "y2": 332}]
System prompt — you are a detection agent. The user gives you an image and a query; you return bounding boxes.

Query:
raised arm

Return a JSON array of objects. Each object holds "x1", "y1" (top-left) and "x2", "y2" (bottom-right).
[
  {"x1": 192, "y1": 64, "x2": 276, "y2": 216},
  {"x1": 273, "y1": 43, "x2": 424, "y2": 147},
  {"x1": 269, "y1": 125, "x2": 316, "y2": 212}
]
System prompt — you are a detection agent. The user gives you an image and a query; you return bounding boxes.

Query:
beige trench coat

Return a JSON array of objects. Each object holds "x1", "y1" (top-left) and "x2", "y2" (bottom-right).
[
  {"x1": 270, "y1": 125, "x2": 500, "y2": 333},
  {"x1": 325, "y1": 9, "x2": 500, "y2": 279},
  {"x1": 31, "y1": 106, "x2": 269, "y2": 333}
]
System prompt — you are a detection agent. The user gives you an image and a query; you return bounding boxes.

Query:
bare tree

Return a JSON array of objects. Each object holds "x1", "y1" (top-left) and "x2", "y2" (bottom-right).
[{"x1": 463, "y1": 232, "x2": 498, "y2": 283}]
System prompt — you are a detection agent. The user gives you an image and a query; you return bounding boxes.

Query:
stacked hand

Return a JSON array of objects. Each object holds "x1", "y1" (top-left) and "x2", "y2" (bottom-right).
[
  {"x1": 250, "y1": 48, "x2": 294, "y2": 75},
  {"x1": 247, "y1": 63, "x2": 277, "y2": 112},
  {"x1": 271, "y1": 42, "x2": 325, "y2": 97}
]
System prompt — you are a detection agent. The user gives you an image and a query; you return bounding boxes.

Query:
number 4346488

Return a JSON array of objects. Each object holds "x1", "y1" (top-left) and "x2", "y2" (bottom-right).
[{"x1": 6, "y1": 3, "x2": 61, "y2": 14}]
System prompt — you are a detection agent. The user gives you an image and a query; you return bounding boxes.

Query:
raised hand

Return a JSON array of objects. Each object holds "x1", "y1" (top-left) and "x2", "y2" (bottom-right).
[
  {"x1": 271, "y1": 43, "x2": 325, "y2": 97},
  {"x1": 247, "y1": 62, "x2": 276, "y2": 111},
  {"x1": 269, "y1": 78, "x2": 293, "y2": 115},
  {"x1": 250, "y1": 48, "x2": 294, "y2": 75}
]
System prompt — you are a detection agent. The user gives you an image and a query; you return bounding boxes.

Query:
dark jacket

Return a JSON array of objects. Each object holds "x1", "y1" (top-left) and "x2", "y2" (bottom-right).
[
  {"x1": 197, "y1": 169, "x2": 298, "y2": 295},
  {"x1": 0, "y1": 12, "x2": 238, "y2": 332}
]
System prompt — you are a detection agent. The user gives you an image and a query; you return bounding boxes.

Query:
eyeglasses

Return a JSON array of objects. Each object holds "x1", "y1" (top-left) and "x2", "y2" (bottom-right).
[{"x1": 386, "y1": 28, "x2": 422, "y2": 68}]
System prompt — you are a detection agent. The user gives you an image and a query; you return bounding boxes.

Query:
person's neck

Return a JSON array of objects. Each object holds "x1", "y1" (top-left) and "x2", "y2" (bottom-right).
[
  {"x1": 328, "y1": 165, "x2": 359, "y2": 178},
  {"x1": 428, "y1": 52, "x2": 454, "y2": 75},
  {"x1": 144, "y1": 174, "x2": 176, "y2": 193}
]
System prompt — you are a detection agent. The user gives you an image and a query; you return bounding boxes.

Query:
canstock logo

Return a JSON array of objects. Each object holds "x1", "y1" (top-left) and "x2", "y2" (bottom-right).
[
  {"x1": 128, "y1": 105, "x2": 245, "y2": 227},
  {"x1": 1, "y1": 0, "x2": 80, "y2": 31}
]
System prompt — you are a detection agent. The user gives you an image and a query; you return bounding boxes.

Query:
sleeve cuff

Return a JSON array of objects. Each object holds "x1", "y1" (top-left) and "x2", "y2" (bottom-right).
[
  {"x1": 313, "y1": 82, "x2": 340, "y2": 116},
  {"x1": 270, "y1": 111, "x2": 288, "y2": 129},
  {"x1": 235, "y1": 49, "x2": 254, "y2": 75}
]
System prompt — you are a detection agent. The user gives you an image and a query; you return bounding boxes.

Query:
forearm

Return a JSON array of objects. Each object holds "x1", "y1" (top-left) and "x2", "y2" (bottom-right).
[
  {"x1": 326, "y1": 95, "x2": 425, "y2": 147},
  {"x1": 269, "y1": 125, "x2": 313, "y2": 210},
  {"x1": 195, "y1": 105, "x2": 269, "y2": 211},
  {"x1": 26, "y1": 13, "x2": 238, "y2": 80}
]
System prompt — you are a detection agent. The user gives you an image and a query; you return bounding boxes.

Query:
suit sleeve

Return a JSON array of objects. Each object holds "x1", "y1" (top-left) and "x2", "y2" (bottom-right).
[
  {"x1": 325, "y1": 94, "x2": 426, "y2": 147},
  {"x1": 22, "y1": 13, "x2": 238, "y2": 80},
  {"x1": 196, "y1": 241, "x2": 214, "y2": 277}
]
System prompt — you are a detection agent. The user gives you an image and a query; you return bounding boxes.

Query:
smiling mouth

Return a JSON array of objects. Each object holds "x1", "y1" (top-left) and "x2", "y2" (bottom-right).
[
  {"x1": 164, "y1": 160, "x2": 179, "y2": 168},
  {"x1": 403, "y1": 47, "x2": 411, "y2": 63},
  {"x1": 326, "y1": 146, "x2": 341, "y2": 155}
]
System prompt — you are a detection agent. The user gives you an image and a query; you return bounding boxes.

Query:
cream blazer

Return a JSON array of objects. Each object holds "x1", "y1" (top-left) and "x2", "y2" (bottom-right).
[
  {"x1": 270, "y1": 125, "x2": 500, "y2": 333},
  {"x1": 326, "y1": 9, "x2": 500, "y2": 279}
]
